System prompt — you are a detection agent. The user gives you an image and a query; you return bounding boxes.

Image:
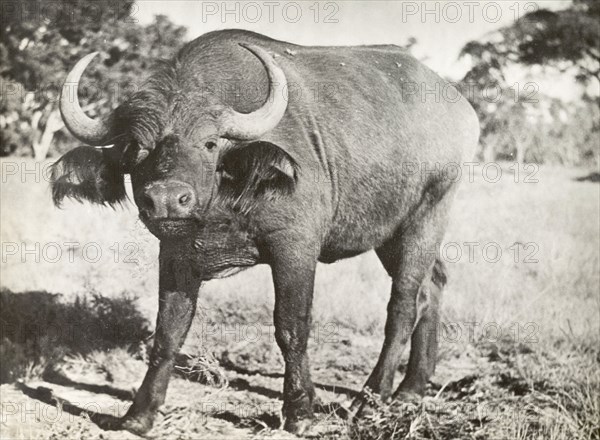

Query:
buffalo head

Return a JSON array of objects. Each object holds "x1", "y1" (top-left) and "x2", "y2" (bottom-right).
[{"x1": 52, "y1": 44, "x2": 297, "y2": 237}]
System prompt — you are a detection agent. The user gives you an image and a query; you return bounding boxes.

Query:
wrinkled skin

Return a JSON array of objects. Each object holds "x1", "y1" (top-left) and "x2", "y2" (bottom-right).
[{"x1": 51, "y1": 30, "x2": 479, "y2": 435}]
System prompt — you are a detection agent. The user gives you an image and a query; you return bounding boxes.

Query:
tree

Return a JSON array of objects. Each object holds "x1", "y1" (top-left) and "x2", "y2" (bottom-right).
[
  {"x1": 0, "y1": 0, "x2": 187, "y2": 158},
  {"x1": 461, "y1": 0, "x2": 599, "y2": 86},
  {"x1": 459, "y1": 0, "x2": 599, "y2": 165}
]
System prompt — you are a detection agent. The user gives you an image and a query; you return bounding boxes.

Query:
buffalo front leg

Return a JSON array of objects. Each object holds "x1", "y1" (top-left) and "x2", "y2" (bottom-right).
[
  {"x1": 121, "y1": 254, "x2": 201, "y2": 435},
  {"x1": 270, "y1": 244, "x2": 317, "y2": 434}
]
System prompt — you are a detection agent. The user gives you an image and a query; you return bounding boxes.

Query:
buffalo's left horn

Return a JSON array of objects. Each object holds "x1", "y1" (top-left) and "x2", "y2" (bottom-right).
[
  {"x1": 220, "y1": 44, "x2": 288, "y2": 140},
  {"x1": 60, "y1": 52, "x2": 113, "y2": 145}
]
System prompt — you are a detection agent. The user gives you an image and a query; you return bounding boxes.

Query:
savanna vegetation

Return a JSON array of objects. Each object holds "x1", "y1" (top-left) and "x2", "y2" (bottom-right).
[
  {"x1": 1, "y1": 160, "x2": 598, "y2": 439},
  {"x1": 1, "y1": 0, "x2": 598, "y2": 439},
  {"x1": 1, "y1": 0, "x2": 598, "y2": 165}
]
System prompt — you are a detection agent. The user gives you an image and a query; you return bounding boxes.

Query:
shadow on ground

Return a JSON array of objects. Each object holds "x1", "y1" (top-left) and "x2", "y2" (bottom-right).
[
  {"x1": 0, "y1": 289, "x2": 151, "y2": 383},
  {"x1": 574, "y1": 171, "x2": 600, "y2": 182}
]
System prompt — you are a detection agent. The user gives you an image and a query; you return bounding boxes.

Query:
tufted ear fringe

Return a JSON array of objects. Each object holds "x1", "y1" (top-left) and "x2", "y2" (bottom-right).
[
  {"x1": 216, "y1": 141, "x2": 299, "y2": 214},
  {"x1": 50, "y1": 147, "x2": 126, "y2": 207}
]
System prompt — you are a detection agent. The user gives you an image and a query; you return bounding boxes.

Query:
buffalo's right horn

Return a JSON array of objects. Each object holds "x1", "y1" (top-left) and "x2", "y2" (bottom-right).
[
  {"x1": 60, "y1": 52, "x2": 112, "y2": 145},
  {"x1": 220, "y1": 44, "x2": 288, "y2": 141}
]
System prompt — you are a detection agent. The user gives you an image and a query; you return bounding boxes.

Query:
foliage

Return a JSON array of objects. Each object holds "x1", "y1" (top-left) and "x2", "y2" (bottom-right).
[
  {"x1": 0, "y1": 0, "x2": 186, "y2": 158},
  {"x1": 461, "y1": 0, "x2": 599, "y2": 85},
  {"x1": 459, "y1": 0, "x2": 599, "y2": 165},
  {"x1": 346, "y1": 344, "x2": 600, "y2": 440}
]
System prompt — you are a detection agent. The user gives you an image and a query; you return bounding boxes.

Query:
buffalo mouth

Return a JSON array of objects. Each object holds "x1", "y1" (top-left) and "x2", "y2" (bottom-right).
[{"x1": 143, "y1": 217, "x2": 200, "y2": 238}]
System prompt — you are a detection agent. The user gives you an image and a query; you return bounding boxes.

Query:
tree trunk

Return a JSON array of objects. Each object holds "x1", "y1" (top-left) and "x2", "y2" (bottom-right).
[
  {"x1": 482, "y1": 138, "x2": 496, "y2": 163},
  {"x1": 32, "y1": 108, "x2": 63, "y2": 161},
  {"x1": 515, "y1": 140, "x2": 525, "y2": 165}
]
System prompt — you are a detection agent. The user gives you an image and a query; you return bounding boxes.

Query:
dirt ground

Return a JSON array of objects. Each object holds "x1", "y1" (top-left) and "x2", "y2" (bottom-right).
[
  {"x1": 2, "y1": 333, "x2": 596, "y2": 439},
  {"x1": 1, "y1": 160, "x2": 598, "y2": 439}
]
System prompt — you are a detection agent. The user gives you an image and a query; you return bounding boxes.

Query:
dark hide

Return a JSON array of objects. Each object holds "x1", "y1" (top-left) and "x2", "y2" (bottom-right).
[
  {"x1": 431, "y1": 258, "x2": 448, "y2": 290},
  {"x1": 216, "y1": 141, "x2": 298, "y2": 214},
  {"x1": 114, "y1": 62, "x2": 178, "y2": 151},
  {"x1": 51, "y1": 29, "x2": 480, "y2": 437},
  {"x1": 50, "y1": 147, "x2": 126, "y2": 207}
]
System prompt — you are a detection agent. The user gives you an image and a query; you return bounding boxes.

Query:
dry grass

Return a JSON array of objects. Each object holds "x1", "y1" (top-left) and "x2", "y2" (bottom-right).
[
  {"x1": 2, "y1": 161, "x2": 597, "y2": 340},
  {"x1": 1, "y1": 159, "x2": 599, "y2": 439}
]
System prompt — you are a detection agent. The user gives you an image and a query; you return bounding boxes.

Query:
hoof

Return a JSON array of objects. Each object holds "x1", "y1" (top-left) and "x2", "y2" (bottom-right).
[
  {"x1": 282, "y1": 390, "x2": 314, "y2": 434},
  {"x1": 393, "y1": 389, "x2": 424, "y2": 405},
  {"x1": 283, "y1": 417, "x2": 313, "y2": 435},
  {"x1": 96, "y1": 413, "x2": 153, "y2": 436},
  {"x1": 349, "y1": 390, "x2": 387, "y2": 420},
  {"x1": 120, "y1": 415, "x2": 154, "y2": 436},
  {"x1": 94, "y1": 414, "x2": 122, "y2": 431},
  {"x1": 354, "y1": 401, "x2": 378, "y2": 419},
  {"x1": 351, "y1": 396, "x2": 385, "y2": 421}
]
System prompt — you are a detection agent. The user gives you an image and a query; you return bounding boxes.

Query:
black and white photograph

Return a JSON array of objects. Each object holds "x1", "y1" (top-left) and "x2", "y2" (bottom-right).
[{"x1": 1, "y1": 1, "x2": 599, "y2": 439}]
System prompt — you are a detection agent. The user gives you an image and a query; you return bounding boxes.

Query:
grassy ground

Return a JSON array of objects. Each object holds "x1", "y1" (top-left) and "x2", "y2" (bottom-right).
[{"x1": 1, "y1": 159, "x2": 598, "y2": 439}]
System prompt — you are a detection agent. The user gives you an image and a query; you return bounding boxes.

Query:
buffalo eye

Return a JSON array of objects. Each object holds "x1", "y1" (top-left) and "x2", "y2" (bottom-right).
[{"x1": 205, "y1": 141, "x2": 217, "y2": 151}]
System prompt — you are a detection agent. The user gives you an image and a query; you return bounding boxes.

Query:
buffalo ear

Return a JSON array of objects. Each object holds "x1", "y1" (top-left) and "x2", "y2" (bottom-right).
[
  {"x1": 216, "y1": 141, "x2": 298, "y2": 212},
  {"x1": 50, "y1": 146, "x2": 126, "y2": 207}
]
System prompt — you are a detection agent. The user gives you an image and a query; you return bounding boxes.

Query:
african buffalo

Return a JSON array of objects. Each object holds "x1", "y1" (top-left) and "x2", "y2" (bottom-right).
[{"x1": 51, "y1": 29, "x2": 479, "y2": 434}]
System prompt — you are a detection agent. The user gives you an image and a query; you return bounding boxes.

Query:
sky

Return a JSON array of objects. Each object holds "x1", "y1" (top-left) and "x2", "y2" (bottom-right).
[{"x1": 134, "y1": 0, "x2": 571, "y2": 80}]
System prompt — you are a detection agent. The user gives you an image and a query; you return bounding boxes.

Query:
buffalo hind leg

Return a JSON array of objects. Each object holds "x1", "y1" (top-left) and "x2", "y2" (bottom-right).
[
  {"x1": 353, "y1": 194, "x2": 452, "y2": 415},
  {"x1": 395, "y1": 259, "x2": 446, "y2": 398},
  {"x1": 268, "y1": 235, "x2": 318, "y2": 434},
  {"x1": 118, "y1": 252, "x2": 201, "y2": 435}
]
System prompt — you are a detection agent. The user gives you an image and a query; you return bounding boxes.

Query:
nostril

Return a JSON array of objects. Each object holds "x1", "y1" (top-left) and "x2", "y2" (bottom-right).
[
  {"x1": 142, "y1": 194, "x2": 155, "y2": 211},
  {"x1": 140, "y1": 182, "x2": 194, "y2": 219},
  {"x1": 179, "y1": 193, "x2": 190, "y2": 205}
]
